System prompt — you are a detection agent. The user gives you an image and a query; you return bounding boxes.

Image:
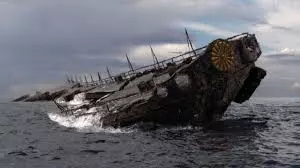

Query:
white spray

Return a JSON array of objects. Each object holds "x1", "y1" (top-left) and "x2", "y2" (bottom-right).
[{"x1": 48, "y1": 93, "x2": 133, "y2": 133}]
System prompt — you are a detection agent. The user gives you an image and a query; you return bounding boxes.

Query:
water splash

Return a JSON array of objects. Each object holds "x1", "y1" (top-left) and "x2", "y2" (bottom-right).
[
  {"x1": 69, "y1": 93, "x2": 89, "y2": 106},
  {"x1": 47, "y1": 112, "x2": 133, "y2": 133},
  {"x1": 48, "y1": 93, "x2": 133, "y2": 133}
]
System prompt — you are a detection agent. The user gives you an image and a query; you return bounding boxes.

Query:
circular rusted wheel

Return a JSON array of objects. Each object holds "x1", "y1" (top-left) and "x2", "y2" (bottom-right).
[{"x1": 210, "y1": 39, "x2": 235, "y2": 72}]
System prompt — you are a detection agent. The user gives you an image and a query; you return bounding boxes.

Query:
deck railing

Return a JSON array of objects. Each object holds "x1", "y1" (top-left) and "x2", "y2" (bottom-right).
[{"x1": 67, "y1": 32, "x2": 250, "y2": 87}]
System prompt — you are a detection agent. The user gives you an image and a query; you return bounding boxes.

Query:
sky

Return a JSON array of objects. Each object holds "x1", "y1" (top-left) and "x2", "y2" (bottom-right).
[{"x1": 1, "y1": 0, "x2": 300, "y2": 100}]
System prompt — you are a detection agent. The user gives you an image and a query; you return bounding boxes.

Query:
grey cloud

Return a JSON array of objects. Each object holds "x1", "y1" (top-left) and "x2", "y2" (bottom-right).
[
  {"x1": 253, "y1": 53, "x2": 300, "y2": 97},
  {"x1": 0, "y1": 0, "x2": 197, "y2": 100},
  {"x1": 0, "y1": 0, "x2": 295, "y2": 100},
  {"x1": 254, "y1": 79, "x2": 300, "y2": 97}
]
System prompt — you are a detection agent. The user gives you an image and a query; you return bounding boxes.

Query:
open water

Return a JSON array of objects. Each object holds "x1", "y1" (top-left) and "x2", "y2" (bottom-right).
[{"x1": 0, "y1": 97, "x2": 299, "y2": 168}]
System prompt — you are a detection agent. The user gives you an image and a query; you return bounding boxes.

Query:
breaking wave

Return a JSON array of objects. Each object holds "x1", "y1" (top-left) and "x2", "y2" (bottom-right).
[
  {"x1": 47, "y1": 112, "x2": 133, "y2": 133},
  {"x1": 48, "y1": 93, "x2": 133, "y2": 133},
  {"x1": 68, "y1": 93, "x2": 89, "y2": 106}
]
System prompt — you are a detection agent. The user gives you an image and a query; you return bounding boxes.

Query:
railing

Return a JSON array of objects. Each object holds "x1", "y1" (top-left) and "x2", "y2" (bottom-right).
[{"x1": 67, "y1": 32, "x2": 250, "y2": 87}]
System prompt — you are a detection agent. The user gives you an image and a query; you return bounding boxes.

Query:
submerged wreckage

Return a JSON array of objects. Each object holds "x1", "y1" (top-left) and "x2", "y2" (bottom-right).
[{"x1": 14, "y1": 32, "x2": 266, "y2": 127}]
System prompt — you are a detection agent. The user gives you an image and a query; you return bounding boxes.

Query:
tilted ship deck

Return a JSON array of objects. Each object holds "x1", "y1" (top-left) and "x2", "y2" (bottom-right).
[{"x1": 15, "y1": 32, "x2": 267, "y2": 128}]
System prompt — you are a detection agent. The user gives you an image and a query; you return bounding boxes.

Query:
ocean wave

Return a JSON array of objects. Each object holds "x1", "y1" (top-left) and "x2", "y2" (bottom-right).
[{"x1": 47, "y1": 111, "x2": 133, "y2": 134}]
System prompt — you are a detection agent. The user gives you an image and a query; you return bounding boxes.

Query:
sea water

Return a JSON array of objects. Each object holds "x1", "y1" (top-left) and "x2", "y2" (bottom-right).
[{"x1": 0, "y1": 97, "x2": 299, "y2": 168}]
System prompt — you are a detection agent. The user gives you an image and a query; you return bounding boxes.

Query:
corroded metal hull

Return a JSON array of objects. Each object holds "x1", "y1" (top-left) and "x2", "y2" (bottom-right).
[
  {"x1": 14, "y1": 33, "x2": 266, "y2": 128},
  {"x1": 95, "y1": 34, "x2": 266, "y2": 127}
]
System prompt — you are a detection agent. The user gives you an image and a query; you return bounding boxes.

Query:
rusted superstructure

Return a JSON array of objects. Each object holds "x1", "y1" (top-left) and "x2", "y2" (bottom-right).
[{"x1": 14, "y1": 32, "x2": 266, "y2": 128}]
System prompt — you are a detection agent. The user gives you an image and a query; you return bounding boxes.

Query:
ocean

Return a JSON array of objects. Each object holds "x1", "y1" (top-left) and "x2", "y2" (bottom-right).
[{"x1": 0, "y1": 98, "x2": 299, "y2": 168}]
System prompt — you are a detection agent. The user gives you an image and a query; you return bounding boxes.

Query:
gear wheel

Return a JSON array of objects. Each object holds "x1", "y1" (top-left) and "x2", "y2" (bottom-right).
[{"x1": 210, "y1": 39, "x2": 236, "y2": 72}]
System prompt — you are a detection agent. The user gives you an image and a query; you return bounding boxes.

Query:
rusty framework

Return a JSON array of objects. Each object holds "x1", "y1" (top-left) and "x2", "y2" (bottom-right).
[{"x1": 67, "y1": 32, "x2": 250, "y2": 86}]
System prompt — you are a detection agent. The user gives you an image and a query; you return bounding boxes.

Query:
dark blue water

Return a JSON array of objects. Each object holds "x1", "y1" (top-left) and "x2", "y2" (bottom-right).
[{"x1": 0, "y1": 98, "x2": 299, "y2": 168}]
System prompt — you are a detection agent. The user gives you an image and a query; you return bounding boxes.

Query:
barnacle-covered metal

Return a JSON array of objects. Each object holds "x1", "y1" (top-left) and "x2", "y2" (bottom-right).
[
  {"x1": 23, "y1": 32, "x2": 266, "y2": 128},
  {"x1": 210, "y1": 39, "x2": 235, "y2": 72},
  {"x1": 240, "y1": 34, "x2": 262, "y2": 63}
]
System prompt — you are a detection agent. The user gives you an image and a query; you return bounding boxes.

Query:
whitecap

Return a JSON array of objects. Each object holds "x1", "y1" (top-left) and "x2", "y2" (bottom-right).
[{"x1": 47, "y1": 110, "x2": 133, "y2": 134}]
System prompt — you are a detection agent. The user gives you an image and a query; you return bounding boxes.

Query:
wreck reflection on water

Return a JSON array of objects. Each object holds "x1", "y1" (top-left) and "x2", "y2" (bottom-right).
[{"x1": 0, "y1": 98, "x2": 299, "y2": 168}]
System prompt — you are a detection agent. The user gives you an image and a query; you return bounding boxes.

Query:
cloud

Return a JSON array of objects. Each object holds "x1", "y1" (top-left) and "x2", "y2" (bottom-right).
[
  {"x1": 250, "y1": 0, "x2": 300, "y2": 51},
  {"x1": 0, "y1": 0, "x2": 226, "y2": 99},
  {"x1": 182, "y1": 22, "x2": 236, "y2": 38},
  {"x1": 258, "y1": 0, "x2": 300, "y2": 29},
  {"x1": 9, "y1": 83, "x2": 62, "y2": 97},
  {"x1": 126, "y1": 43, "x2": 190, "y2": 66},
  {"x1": 292, "y1": 82, "x2": 300, "y2": 89},
  {"x1": 1, "y1": 0, "x2": 300, "y2": 99}
]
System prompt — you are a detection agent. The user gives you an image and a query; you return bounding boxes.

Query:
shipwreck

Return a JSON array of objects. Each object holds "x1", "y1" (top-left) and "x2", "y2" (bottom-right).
[{"x1": 14, "y1": 32, "x2": 266, "y2": 128}]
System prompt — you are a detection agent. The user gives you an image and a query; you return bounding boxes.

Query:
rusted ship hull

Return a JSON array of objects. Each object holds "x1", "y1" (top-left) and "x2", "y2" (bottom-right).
[
  {"x1": 14, "y1": 33, "x2": 266, "y2": 128},
  {"x1": 94, "y1": 34, "x2": 266, "y2": 127}
]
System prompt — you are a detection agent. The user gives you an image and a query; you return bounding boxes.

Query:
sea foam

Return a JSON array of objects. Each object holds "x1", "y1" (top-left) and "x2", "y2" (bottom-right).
[{"x1": 48, "y1": 93, "x2": 132, "y2": 133}]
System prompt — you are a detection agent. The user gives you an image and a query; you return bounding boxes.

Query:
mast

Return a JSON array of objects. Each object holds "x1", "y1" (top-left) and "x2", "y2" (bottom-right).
[
  {"x1": 84, "y1": 75, "x2": 89, "y2": 85},
  {"x1": 150, "y1": 45, "x2": 160, "y2": 69},
  {"x1": 106, "y1": 66, "x2": 113, "y2": 81},
  {"x1": 185, "y1": 28, "x2": 197, "y2": 56},
  {"x1": 79, "y1": 76, "x2": 83, "y2": 83},
  {"x1": 70, "y1": 76, "x2": 74, "y2": 84},
  {"x1": 97, "y1": 72, "x2": 102, "y2": 85},
  {"x1": 66, "y1": 75, "x2": 70, "y2": 84},
  {"x1": 90, "y1": 74, "x2": 94, "y2": 85},
  {"x1": 75, "y1": 75, "x2": 78, "y2": 83},
  {"x1": 126, "y1": 54, "x2": 134, "y2": 73}
]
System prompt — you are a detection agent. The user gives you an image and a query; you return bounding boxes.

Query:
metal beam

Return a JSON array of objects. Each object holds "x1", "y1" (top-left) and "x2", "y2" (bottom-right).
[
  {"x1": 75, "y1": 75, "x2": 78, "y2": 83},
  {"x1": 66, "y1": 75, "x2": 70, "y2": 84},
  {"x1": 126, "y1": 54, "x2": 134, "y2": 73},
  {"x1": 70, "y1": 76, "x2": 74, "y2": 83},
  {"x1": 79, "y1": 76, "x2": 83, "y2": 83},
  {"x1": 84, "y1": 75, "x2": 89, "y2": 85},
  {"x1": 90, "y1": 74, "x2": 94, "y2": 85},
  {"x1": 150, "y1": 45, "x2": 160, "y2": 69},
  {"x1": 185, "y1": 28, "x2": 197, "y2": 56},
  {"x1": 97, "y1": 72, "x2": 102, "y2": 85},
  {"x1": 106, "y1": 66, "x2": 113, "y2": 81}
]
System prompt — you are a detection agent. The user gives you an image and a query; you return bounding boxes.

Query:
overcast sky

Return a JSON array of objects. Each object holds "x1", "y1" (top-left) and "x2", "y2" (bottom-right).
[{"x1": 1, "y1": 0, "x2": 300, "y2": 100}]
